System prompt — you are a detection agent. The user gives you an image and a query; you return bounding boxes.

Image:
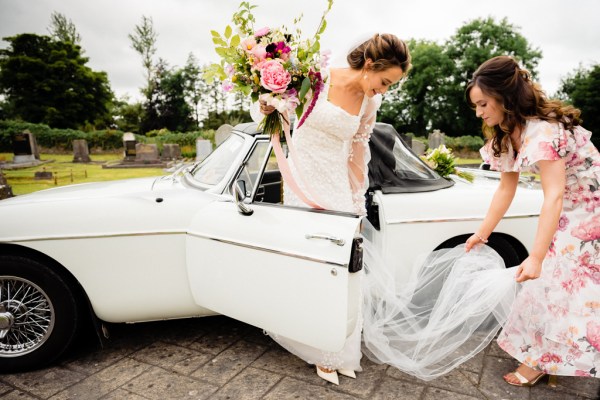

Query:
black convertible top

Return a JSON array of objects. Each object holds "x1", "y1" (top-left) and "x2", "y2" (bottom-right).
[{"x1": 367, "y1": 123, "x2": 454, "y2": 193}]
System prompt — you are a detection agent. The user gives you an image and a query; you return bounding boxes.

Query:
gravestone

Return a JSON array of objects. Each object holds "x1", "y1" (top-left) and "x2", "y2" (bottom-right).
[
  {"x1": 428, "y1": 129, "x2": 445, "y2": 150},
  {"x1": 215, "y1": 124, "x2": 234, "y2": 146},
  {"x1": 161, "y1": 144, "x2": 181, "y2": 161},
  {"x1": 0, "y1": 170, "x2": 13, "y2": 200},
  {"x1": 196, "y1": 139, "x2": 213, "y2": 162},
  {"x1": 123, "y1": 132, "x2": 137, "y2": 161},
  {"x1": 12, "y1": 131, "x2": 38, "y2": 164},
  {"x1": 399, "y1": 133, "x2": 412, "y2": 149},
  {"x1": 135, "y1": 143, "x2": 160, "y2": 163},
  {"x1": 34, "y1": 169, "x2": 53, "y2": 180},
  {"x1": 72, "y1": 139, "x2": 91, "y2": 163},
  {"x1": 412, "y1": 141, "x2": 426, "y2": 156}
]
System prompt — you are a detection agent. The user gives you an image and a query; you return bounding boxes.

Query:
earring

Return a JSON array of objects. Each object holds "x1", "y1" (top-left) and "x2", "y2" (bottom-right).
[{"x1": 363, "y1": 74, "x2": 368, "y2": 80}]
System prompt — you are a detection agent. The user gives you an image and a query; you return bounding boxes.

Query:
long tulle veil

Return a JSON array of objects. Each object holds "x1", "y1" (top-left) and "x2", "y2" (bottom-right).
[{"x1": 360, "y1": 221, "x2": 519, "y2": 380}]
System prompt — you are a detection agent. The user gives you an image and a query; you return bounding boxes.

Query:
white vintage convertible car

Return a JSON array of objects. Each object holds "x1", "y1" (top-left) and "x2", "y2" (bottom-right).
[{"x1": 0, "y1": 122, "x2": 543, "y2": 372}]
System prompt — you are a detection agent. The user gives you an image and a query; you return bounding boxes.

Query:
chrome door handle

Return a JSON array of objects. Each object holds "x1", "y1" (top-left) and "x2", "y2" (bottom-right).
[{"x1": 305, "y1": 233, "x2": 345, "y2": 246}]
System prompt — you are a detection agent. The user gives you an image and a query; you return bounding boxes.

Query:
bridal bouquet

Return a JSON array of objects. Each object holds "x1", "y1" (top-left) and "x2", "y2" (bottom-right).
[
  {"x1": 204, "y1": 1, "x2": 333, "y2": 138},
  {"x1": 423, "y1": 145, "x2": 475, "y2": 182}
]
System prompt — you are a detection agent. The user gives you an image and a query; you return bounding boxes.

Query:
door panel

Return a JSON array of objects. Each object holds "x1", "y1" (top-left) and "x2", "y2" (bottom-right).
[{"x1": 186, "y1": 201, "x2": 361, "y2": 352}]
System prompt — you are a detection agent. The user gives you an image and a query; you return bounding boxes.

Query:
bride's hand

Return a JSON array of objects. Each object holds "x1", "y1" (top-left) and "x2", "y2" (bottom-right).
[
  {"x1": 259, "y1": 100, "x2": 276, "y2": 115},
  {"x1": 515, "y1": 256, "x2": 542, "y2": 282}
]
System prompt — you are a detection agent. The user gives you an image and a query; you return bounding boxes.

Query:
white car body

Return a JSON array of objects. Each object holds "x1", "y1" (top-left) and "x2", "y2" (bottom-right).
[{"x1": 0, "y1": 122, "x2": 542, "y2": 372}]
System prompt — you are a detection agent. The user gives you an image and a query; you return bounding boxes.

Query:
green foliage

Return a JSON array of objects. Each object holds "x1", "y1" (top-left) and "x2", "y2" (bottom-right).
[
  {"x1": 444, "y1": 135, "x2": 485, "y2": 152},
  {"x1": 558, "y1": 64, "x2": 600, "y2": 148},
  {"x1": 423, "y1": 145, "x2": 474, "y2": 182},
  {"x1": 380, "y1": 17, "x2": 542, "y2": 138},
  {"x1": 48, "y1": 12, "x2": 81, "y2": 44},
  {"x1": 0, "y1": 120, "x2": 215, "y2": 151},
  {"x1": 0, "y1": 33, "x2": 113, "y2": 129}
]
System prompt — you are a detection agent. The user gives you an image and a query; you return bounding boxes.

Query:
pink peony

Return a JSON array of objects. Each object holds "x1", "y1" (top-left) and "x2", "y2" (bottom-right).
[
  {"x1": 571, "y1": 214, "x2": 600, "y2": 242},
  {"x1": 254, "y1": 26, "x2": 270, "y2": 37},
  {"x1": 558, "y1": 214, "x2": 569, "y2": 231},
  {"x1": 537, "y1": 141, "x2": 561, "y2": 161},
  {"x1": 586, "y1": 320, "x2": 600, "y2": 351},
  {"x1": 259, "y1": 60, "x2": 291, "y2": 93}
]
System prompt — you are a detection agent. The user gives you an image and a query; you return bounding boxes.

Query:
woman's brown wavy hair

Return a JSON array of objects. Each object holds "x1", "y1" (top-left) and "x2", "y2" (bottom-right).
[
  {"x1": 466, "y1": 55, "x2": 581, "y2": 158},
  {"x1": 347, "y1": 33, "x2": 412, "y2": 74}
]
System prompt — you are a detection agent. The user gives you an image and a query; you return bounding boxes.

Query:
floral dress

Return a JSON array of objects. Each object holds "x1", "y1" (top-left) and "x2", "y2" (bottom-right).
[{"x1": 480, "y1": 119, "x2": 600, "y2": 377}]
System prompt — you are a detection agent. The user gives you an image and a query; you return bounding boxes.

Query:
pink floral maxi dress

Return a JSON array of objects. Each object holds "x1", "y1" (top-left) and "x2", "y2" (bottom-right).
[{"x1": 481, "y1": 119, "x2": 600, "y2": 377}]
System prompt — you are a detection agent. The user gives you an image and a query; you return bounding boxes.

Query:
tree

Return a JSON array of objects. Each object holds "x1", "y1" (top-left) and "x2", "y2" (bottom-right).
[
  {"x1": 47, "y1": 11, "x2": 81, "y2": 45},
  {"x1": 140, "y1": 59, "x2": 196, "y2": 133},
  {"x1": 129, "y1": 16, "x2": 158, "y2": 99},
  {"x1": 112, "y1": 96, "x2": 143, "y2": 133},
  {"x1": 558, "y1": 64, "x2": 600, "y2": 148},
  {"x1": 443, "y1": 17, "x2": 542, "y2": 136},
  {"x1": 0, "y1": 33, "x2": 113, "y2": 129},
  {"x1": 182, "y1": 54, "x2": 208, "y2": 127}
]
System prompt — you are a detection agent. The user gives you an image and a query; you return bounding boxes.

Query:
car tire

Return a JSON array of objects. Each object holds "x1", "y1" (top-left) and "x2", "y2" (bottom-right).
[
  {"x1": 435, "y1": 234, "x2": 522, "y2": 269},
  {"x1": 0, "y1": 255, "x2": 80, "y2": 372}
]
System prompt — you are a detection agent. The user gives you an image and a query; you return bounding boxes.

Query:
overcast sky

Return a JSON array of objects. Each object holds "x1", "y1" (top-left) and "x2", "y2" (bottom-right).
[{"x1": 1, "y1": 0, "x2": 599, "y2": 102}]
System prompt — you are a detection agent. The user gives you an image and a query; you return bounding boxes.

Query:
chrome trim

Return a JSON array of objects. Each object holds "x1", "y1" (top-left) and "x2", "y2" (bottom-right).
[
  {"x1": 305, "y1": 233, "x2": 345, "y2": 246},
  {"x1": 386, "y1": 213, "x2": 539, "y2": 225},
  {"x1": 4, "y1": 231, "x2": 186, "y2": 243},
  {"x1": 188, "y1": 232, "x2": 348, "y2": 268}
]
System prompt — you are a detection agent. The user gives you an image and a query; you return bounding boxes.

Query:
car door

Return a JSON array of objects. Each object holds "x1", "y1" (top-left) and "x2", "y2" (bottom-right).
[{"x1": 186, "y1": 201, "x2": 362, "y2": 352}]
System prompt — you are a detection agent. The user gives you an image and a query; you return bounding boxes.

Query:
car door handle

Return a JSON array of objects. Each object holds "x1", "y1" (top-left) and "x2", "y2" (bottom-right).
[{"x1": 305, "y1": 233, "x2": 345, "y2": 246}]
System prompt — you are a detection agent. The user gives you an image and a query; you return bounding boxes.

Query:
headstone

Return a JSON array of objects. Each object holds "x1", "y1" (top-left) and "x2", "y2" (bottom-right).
[
  {"x1": 161, "y1": 143, "x2": 181, "y2": 161},
  {"x1": 72, "y1": 139, "x2": 91, "y2": 163},
  {"x1": 196, "y1": 139, "x2": 213, "y2": 162},
  {"x1": 34, "y1": 169, "x2": 53, "y2": 180},
  {"x1": 12, "y1": 131, "x2": 36, "y2": 164},
  {"x1": 0, "y1": 170, "x2": 13, "y2": 200},
  {"x1": 215, "y1": 124, "x2": 234, "y2": 146},
  {"x1": 135, "y1": 143, "x2": 160, "y2": 163},
  {"x1": 428, "y1": 129, "x2": 445, "y2": 150},
  {"x1": 399, "y1": 133, "x2": 412, "y2": 148},
  {"x1": 412, "y1": 141, "x2": 426, "y2": 156},
  {"x1": 123, "y1": 132, "x2": 137, "y2": 161}
]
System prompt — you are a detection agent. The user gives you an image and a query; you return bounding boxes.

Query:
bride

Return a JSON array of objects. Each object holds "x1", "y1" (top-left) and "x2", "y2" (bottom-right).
[{"x1": 255, "y1": 33, "x2": 410, "y2": 384}]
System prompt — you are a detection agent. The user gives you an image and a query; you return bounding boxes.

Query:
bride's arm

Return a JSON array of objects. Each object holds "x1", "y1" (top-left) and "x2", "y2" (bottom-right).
[
  {"x1": 465, "y1": 171, "x2": 519, "y2": 251},
  {"x1": 348, "y1": 97, "x2": 380, "y2": 195}
]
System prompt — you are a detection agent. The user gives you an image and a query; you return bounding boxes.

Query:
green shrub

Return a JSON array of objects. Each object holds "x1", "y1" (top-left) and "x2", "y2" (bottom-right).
[{"x1": 445, "y1": 135, "x2": 484, "y2": 152}]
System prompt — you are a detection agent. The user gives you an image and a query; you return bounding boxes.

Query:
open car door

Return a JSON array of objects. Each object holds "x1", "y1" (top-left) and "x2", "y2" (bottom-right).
[{"x1": 186, "y1": 201, "x2": 362, "y2": 352}]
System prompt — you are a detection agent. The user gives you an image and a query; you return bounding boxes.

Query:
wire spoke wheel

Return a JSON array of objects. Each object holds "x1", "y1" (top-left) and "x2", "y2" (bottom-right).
[{"x1": 0, "y1": 276, "x2": 55, "y2": 357}]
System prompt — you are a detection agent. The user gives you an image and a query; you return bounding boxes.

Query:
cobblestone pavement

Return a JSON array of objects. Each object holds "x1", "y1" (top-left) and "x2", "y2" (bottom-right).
[{"x1": 1, "y1": 316, "x2": 599, "y2": 400}]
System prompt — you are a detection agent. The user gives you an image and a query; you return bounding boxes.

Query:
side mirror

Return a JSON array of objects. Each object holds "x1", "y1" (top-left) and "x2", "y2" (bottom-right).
[{"x1": 231, "y1": 179, "x2": 253, "y2": 216}]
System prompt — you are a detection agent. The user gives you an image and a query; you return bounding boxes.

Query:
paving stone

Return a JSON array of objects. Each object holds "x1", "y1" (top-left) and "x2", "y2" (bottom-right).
[
  {"x1": 124, "y1": 366, "x2": 218, "y2": 400},
  {"x1": 530, "y1": 384, "x2": 592, "y2": 400},
  {"x1": 191, "y1": 340, "x2": 267, "y2": 385},
  {"x1": 460, "y1": 370, "x2": 481, "y2": 386},
  {"x1": 188, "y1": 321, "x2": 245, "y2": 356},
  {"x1": 242, "y1": 326, "x2": 277, "y2": 347},
  {"x1": 158, "y1": 318, "x2": 213, "y2": 347},
  {"x1": 263, "y1": 377, "x2": 357, "y2": 400},
  {"x1": 131, "y1": 341, "x2": 213, "y2": 375},
  {"x1": 0, "y1": 380, "x2": 14, "y2": 396},
  {"x1": 210, "y1": 367, "x2": 283, "y2": 400},
  {"x1": 100, "y1": 388, "x2": 148, "y2": 399},
  {"x1": 457, "y1": 349, "x2": 485, "y2": 374},
  {"x1": 332, "y1": 358, "x2": 387, "y2": 398},
  {"x1": 550, "y1": 375, "x2": 600, "y2": 399},
  {"x1": 369, "y1": 375, "x2": 425, "y2": 400},
  {"x1": 2, "y1": 390, "x2": 39, "y2": 399},
  {"x1": 479, "y1": 356, "x2": 529, "y2": 400},
  {"x1": 422, "y1": 386, "x2": 483, "y2": 400},
  {"x1": 63, "y1": 344, "x2": 131, "y2": 375},
  {"x1": 1, "y1": 367, "x2": 87, "y2": 399},
  {"x1": 48, "y1": 357, "x2": 151, "y2": 400},
  {"x1": 486, "y1": 340, "x2": 513, "y2": 359}
]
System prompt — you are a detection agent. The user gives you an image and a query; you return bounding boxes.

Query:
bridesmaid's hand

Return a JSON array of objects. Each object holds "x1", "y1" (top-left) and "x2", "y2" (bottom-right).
[
  {"x1": 464, "y1": 234, "x2": 483, "y2": 252},
  {"x1": 259, "y1": 100, "x2": 275, "y2": 115},
  {"x1": 515, "y1": 256, "x2": 543, "y2": 282}
]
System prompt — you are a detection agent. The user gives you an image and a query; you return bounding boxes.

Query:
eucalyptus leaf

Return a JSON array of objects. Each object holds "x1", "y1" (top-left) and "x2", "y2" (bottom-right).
[{"x1": 298, "y1": 77, "x2": 311, "y2": 100}]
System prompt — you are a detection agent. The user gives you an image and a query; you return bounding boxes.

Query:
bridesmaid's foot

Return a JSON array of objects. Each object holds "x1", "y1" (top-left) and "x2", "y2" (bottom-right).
[
  {"x1": 316, "y1": 366, "x2": 339, "y2": 385},
  {"x1": 504, "y1": 363, "x2": 554, "y2": 387}
]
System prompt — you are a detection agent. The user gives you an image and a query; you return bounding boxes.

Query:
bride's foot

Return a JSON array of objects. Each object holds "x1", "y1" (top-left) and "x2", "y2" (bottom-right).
[
  {"x1": 503, "y1": 363, "x2": 556, "y2": 387},
  {"x1": 338, "y1": 368, "x2": 356, "y2": 379},
  {"x1": 316, "y1": 366, "x2": 339, "y2": 385}
]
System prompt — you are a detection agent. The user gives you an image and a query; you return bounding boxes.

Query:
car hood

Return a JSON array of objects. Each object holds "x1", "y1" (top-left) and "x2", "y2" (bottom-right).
[{"x1": 0, "y1": 175, "x2": 221, "y2": 242}]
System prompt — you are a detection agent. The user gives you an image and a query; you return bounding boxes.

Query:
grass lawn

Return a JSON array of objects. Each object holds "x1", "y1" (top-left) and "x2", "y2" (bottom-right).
[{"x1": 1, "y1": 153, "x2": 167, "y2": 196}]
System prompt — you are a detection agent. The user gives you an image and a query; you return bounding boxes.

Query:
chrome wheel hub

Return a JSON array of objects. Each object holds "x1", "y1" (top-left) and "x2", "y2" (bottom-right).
[{"x1": 0, "y1": 277, "x2": 54, "y2": 357}]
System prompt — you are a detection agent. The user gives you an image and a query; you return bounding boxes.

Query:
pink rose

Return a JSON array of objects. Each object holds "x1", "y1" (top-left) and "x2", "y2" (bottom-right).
[
  {"x1": 537, "y1": 141, "x2": 560, "y2": 161},
  {"x1": 260, "y1": 60, "x2": 291, "y2": 93},
  {"x1": 571, "y1": 214, "x2": 600, "y2": 242},
  {"x1": 558, "y1": 214, "x2": 569, "y2": 231},
  {"x1": 586, "y1": 320, "x2": 600, "y2": 351},
  {"x1": 254, "y1": 27, "x2": 270, "y2": 37}
]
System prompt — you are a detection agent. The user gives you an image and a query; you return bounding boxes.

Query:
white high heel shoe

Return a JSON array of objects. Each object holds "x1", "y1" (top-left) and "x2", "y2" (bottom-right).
[
  {"x1": 316, "y1": 366, "x2": 339, "y2": 385},
  {"x1": 338, "y1": 368, "x2": 356, "y2": 379}
]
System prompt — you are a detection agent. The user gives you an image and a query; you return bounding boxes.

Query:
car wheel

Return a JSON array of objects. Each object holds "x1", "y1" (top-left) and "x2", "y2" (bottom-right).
[
  {"x1": 435, "y1": 234, "x2": 522, "y2": 269},
  {"x1": 0, "y1": 255, "x2": 80, "y2": 372}
]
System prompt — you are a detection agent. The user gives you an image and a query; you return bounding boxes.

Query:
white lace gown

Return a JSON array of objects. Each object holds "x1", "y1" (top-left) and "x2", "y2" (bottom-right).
[{"x1": 252, "y1": 78, "x2": 381, "y2": 371}]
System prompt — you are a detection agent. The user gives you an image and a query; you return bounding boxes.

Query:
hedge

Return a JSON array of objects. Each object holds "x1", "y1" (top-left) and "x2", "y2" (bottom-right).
[{"x1": 0, "y1": 120, "x2": 215, "y2": 152}]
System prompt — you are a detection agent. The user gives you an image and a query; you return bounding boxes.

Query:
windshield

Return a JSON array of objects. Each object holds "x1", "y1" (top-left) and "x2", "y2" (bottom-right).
[{"x1": 190, "y1": 134, "x2": 244, "y2": 185}]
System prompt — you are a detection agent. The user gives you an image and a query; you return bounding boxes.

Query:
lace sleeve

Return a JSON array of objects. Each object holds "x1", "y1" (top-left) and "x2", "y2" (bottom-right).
[{"x1": 349, "y1": 95, "x2": 382, "y2": 202}]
